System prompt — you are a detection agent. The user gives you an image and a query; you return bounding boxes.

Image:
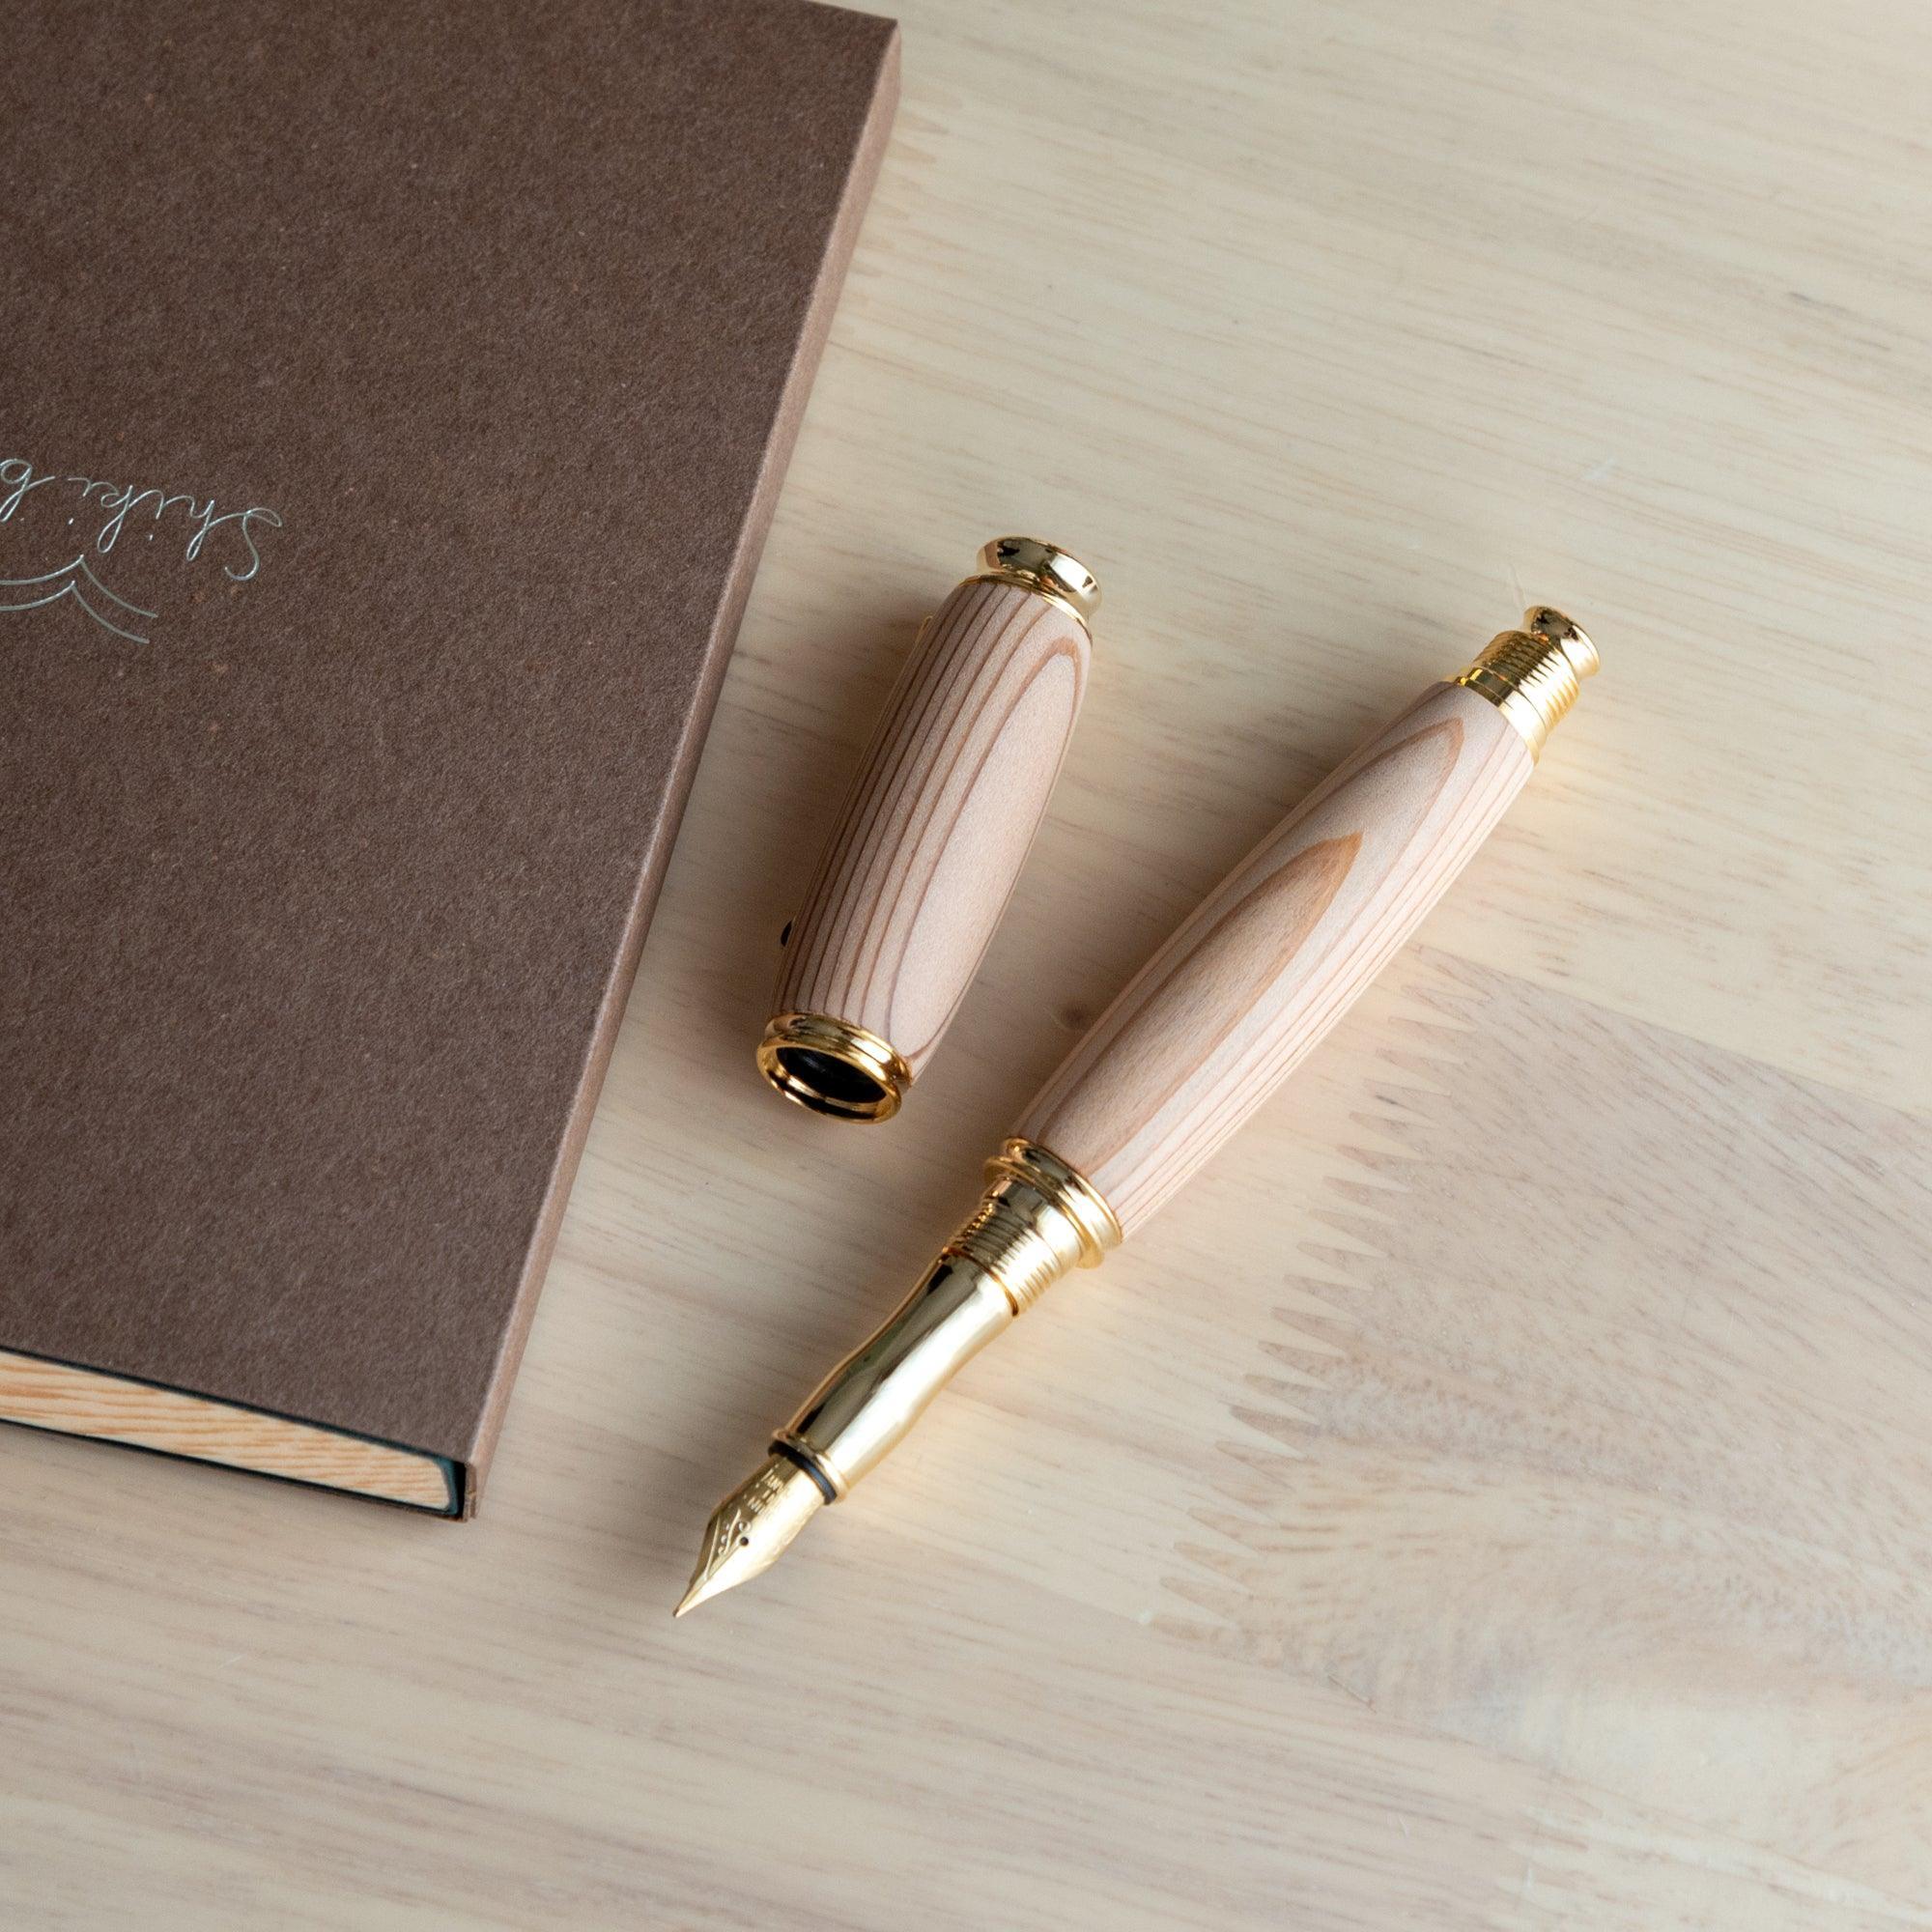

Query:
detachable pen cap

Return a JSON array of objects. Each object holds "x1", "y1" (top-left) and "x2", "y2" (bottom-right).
[{"x1": 758, "y1": 537, "x2": 1098, "y2": 1122}]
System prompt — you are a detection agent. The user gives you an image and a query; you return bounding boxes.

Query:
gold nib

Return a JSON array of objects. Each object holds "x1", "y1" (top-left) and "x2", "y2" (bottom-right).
[{"x1": 673, "y1": 1454, "x2": 825, "y2": 1618}]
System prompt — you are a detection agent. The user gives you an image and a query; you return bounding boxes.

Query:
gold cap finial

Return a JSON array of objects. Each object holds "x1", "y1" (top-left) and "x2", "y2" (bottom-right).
[
  {"x1": 976, "y1": 536, "x2": 1100, "y2": 626},
  {"x1": 1454, "y1": 606, "x2": 1599, "y2": 758}
]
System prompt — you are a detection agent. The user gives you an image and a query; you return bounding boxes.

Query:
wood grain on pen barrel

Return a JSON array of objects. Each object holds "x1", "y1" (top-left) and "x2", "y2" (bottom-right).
[
  {"x1": 775, "y1": 578, "x2": 1090, "y2": 1074},
  {"x1": 1017, "y1": 683, "x2": 1532, "y2": 1234}
]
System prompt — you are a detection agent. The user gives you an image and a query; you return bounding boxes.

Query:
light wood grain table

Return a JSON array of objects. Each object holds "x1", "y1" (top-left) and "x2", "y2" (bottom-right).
[{"x1": 5, "y1": 1, "x2": 1929, "y2": 1924}]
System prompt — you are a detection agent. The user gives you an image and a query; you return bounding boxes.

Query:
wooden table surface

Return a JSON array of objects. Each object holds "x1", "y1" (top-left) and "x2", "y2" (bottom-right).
[{"x1": 6, "y1": 2, "x2": 1929, "y2": 1925}]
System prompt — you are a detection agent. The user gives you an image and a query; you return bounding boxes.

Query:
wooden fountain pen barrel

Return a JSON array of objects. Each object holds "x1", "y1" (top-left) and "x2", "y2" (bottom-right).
[
  {"x1": 764, "y1": 542, "x2": 1097, "y2": 1122},
  {"x1": 1015, "y1": 619, "x2": 1592, "y2": 1235}
]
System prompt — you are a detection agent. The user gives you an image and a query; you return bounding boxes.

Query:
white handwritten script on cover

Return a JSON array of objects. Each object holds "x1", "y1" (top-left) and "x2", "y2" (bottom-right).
[{"x1": 1, "y1": 450, "x2": 283, "y2": 645}]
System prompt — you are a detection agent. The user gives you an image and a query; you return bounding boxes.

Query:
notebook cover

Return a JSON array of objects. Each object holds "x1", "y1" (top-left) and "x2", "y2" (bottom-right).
[{"x1": 0, "y1": 0, "x2": 898, "y2": 1513}]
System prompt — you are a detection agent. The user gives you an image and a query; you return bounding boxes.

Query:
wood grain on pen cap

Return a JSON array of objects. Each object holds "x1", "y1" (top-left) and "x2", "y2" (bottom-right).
[{"x1": 776, "y1": 578, "x2": 1090, "y2": 1075}]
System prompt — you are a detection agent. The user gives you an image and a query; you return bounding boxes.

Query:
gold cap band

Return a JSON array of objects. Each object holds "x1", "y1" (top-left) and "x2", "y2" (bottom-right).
[{"x1": 756, "y1": 1012, "x2": 911, "y2": 1122}]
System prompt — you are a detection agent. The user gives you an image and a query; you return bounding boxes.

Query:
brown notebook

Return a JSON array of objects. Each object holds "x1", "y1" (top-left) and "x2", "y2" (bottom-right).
[{"x1": 0, "y1": 0, "x2": 897, "y2": 1514}]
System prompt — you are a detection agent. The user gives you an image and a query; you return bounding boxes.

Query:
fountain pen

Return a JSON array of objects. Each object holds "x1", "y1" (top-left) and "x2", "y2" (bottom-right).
[{"x1": 677, "y1": 608, "x2": 1597, "y2": 1615}]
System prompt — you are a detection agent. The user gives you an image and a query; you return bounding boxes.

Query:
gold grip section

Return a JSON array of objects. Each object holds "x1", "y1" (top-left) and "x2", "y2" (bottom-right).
[
  {"x1": 777, "y1": 1140, "x2": 1121, "y2": 1495},
  {"x1": 1453, "y1": 606, "x2": 1599, "y2": 758}
]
